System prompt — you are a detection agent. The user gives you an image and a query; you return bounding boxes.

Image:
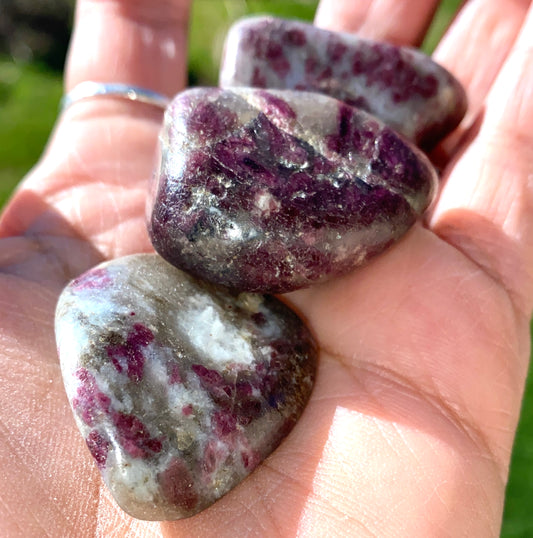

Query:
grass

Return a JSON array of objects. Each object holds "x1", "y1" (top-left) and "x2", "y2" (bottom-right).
[
  {"x1": 502, "y1": 362, "x2": 533, "y2": 537},
  {"x1": 0, "y1": 1, "x2": 531, "y2": 534},
  {"x1": 0, "y1": 58, "x2": 63, "y2": 204}
]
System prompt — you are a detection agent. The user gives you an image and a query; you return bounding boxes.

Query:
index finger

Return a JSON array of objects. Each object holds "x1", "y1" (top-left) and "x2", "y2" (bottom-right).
[{"x1": 315, "y1": 0, "x2": 442, "y2": 46}]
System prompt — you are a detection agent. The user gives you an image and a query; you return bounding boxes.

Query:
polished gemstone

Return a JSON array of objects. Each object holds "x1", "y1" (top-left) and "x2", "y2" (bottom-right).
[
  {"x1": 220, "y1": 16, "x2": 467, "y2": 147},
  {"x1": 55, "y1": 254, "x2": 317, "y2": 520},
  {"x1": 148, "y1": 87, "x2": 437, "y2": 293}
]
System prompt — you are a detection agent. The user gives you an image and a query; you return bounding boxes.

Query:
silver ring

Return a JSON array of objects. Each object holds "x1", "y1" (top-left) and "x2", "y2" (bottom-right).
[{"x1": 60, "y1": 82, "x2": 171, "y2": 112}]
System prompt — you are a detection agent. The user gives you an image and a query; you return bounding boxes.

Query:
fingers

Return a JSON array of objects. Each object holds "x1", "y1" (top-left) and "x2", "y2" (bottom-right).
[
  {"x1": 479, "y1": 6, "x2": 533, "y2": 145},
  {"x1": 47, "y1": 0, "x2": 191, "y2": 181},
  {"x1": 432, "y1": 0, "x2": 531, "y2": 156},
  {"x1": 65, "y1": 0, "x2": 191, "y2": 96},
  {"x1": 431, "y1": 3, "x2": 533, "y2": 315},
  {"x1": 314, "y1": 0, "x2": 441, "y2": 46}
]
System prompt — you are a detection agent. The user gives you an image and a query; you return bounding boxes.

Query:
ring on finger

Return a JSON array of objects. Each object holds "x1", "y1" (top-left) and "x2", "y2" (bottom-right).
[{"x1": 60, "y1": 81, "x2": 171, "y2": 112}]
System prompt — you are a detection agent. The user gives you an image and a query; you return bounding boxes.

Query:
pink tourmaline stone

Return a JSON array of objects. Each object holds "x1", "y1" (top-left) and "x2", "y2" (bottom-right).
[
  {"x1": 220, "y1": 16, "x2": 467, "y2": 147},
  {"x1": 148, "y1": 87, "x2": 438, "y2": 293}
]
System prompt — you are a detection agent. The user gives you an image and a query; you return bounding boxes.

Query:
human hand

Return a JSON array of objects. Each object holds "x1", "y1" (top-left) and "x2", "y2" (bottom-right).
[{"x1": 0, "y1": 0, "x2": 532, "y2": 536}]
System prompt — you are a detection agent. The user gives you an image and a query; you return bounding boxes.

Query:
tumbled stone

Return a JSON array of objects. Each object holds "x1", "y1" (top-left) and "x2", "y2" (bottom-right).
[
  {"x1": 55, "y1": 254, "x2": 316, "y2": 520},
  {"x1": 148, "y1": 87, "x2": 437, "y2": 293},
  {"x1": 220, "y1": 16, "x2": 467, "y2": 147}
]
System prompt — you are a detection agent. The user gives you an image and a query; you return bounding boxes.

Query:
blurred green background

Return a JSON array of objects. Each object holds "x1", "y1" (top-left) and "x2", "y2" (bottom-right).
[{"x1": 0, "y1": 1, "x2": 531, "y2": 534}]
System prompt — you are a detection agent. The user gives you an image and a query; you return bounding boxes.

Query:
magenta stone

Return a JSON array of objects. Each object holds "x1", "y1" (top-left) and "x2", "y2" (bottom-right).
[
  {"x1": 56, "y1": 254, "x2": 316, "y2": 520},
  {"x1": 148, "y1": 87, "x2": 438, "y2": 293},
  {"x1": 220, "y1": 16, "x2": 467, "y2": 147}
]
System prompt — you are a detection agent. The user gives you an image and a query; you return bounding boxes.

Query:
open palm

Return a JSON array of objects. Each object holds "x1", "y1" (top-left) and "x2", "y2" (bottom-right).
[{"x1": 1, "y1": 0, "x2": 532, "y2": 536}]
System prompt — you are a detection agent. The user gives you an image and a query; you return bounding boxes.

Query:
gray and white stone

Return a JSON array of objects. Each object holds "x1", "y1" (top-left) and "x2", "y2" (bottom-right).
[{"x1": 55, "y1": 254, "x2": 317, "y2": 520}]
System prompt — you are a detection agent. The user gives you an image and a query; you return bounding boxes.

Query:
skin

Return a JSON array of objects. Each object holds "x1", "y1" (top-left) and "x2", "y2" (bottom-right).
[{"x1": 0, "y1": 0, "x2": 532, "y2": 536}]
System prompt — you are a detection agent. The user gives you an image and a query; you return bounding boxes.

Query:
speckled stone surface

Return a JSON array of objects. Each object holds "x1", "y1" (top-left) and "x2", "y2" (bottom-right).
[
  {"x1": 55, "y1": 254, "x2": 316, "y2": 520},
  {"x1": 148, "y1": 87, "x2": 438, "y2": 293},
  {"x1": 220, "y1": 16, "x2": 467, "y2": 147}
]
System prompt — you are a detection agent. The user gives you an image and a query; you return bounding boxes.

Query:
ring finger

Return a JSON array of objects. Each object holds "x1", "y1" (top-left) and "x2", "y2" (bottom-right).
[{"x1": 66, "y1": 0, "x2": 190, "y2": 96}]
